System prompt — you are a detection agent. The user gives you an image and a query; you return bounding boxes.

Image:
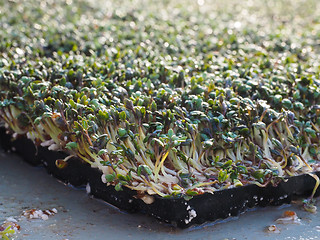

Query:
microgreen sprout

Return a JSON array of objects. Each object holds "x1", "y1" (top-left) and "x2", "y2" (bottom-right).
[{"x1": 0, "y1": 226, "x2": 15, "y2": 240}]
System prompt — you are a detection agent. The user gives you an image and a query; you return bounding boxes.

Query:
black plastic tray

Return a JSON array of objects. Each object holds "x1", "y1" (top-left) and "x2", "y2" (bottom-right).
[{"x1": 0, "y1": 128, "x2": 319, "y2": 228}]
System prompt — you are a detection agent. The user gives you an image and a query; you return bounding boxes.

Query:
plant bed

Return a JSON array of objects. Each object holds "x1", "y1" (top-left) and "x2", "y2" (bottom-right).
[
  {"x1": 1, "y1": 129, "x2": 319, "y2": 228},
  {"x1": 1, "y1": 0, "x2": 320, "y2": 229}
]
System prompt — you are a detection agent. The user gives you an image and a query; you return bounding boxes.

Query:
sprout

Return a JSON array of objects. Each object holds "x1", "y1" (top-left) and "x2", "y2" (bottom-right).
[{"x1": 0, "y1": 226, "x2": 15, "y2": 240}]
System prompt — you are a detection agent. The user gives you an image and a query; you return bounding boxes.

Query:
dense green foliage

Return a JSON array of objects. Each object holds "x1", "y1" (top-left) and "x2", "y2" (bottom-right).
[{"x1": 1, "y1": 0, "x2": 320, "y2": 198}]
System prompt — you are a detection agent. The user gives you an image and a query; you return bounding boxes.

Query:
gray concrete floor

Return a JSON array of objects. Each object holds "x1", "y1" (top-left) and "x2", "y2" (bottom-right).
[{"x1": 1, "y1": 148, "x2": 320, "y2": 240}]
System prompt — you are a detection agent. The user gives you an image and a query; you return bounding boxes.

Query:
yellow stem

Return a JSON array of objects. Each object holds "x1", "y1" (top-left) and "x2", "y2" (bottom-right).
[
  {"x1": 307, "y1": 173, "x2": 320, "y2": 199},
  {"x1": 154, "y1": 150, "x2": 170, "y2": 182}
]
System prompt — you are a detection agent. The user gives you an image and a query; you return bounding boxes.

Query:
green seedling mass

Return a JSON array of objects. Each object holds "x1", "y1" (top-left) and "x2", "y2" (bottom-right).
[{"x1": 0, "y1": 0, "x2": 320, "y2": 199}]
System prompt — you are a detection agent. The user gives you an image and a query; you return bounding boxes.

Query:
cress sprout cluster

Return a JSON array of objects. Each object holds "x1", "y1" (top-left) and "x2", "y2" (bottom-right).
[{"x1": 0, "y1": 0, "x2": 320, "y2": 199}]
